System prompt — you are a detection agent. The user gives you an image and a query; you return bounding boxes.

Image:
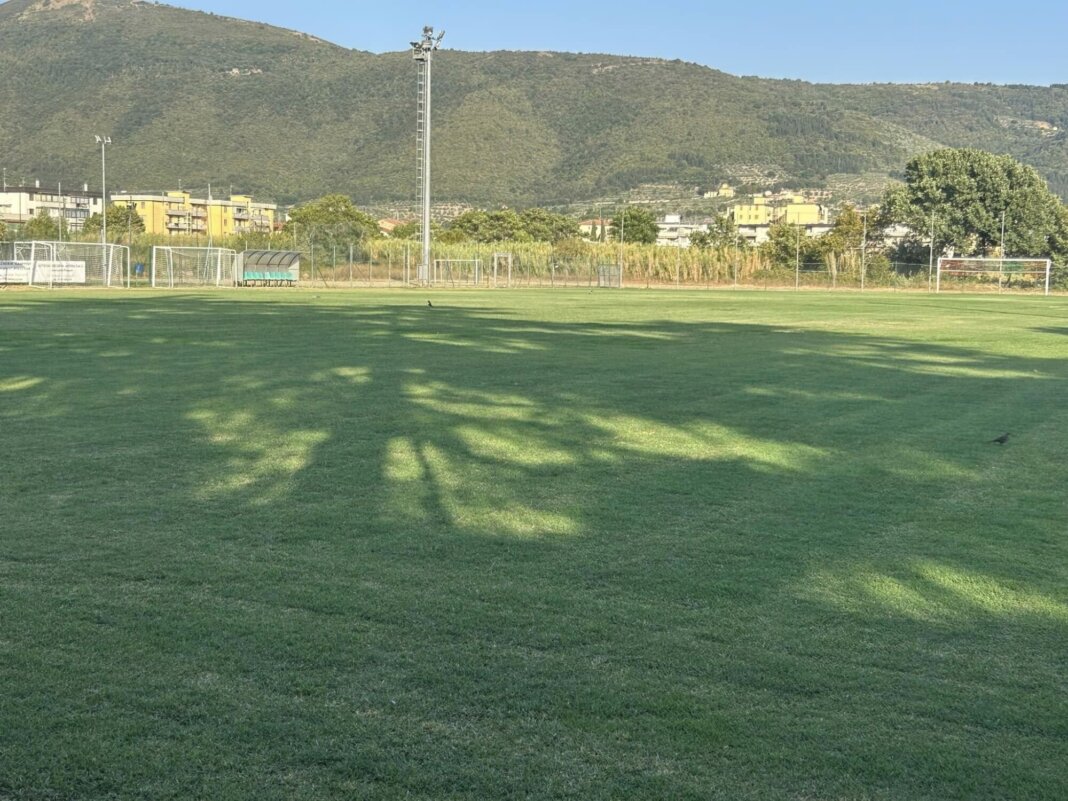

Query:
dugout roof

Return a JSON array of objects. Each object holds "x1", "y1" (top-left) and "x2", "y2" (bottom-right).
[{"x1": 242, "y1": 250, "x2": 301, "y2": 268}]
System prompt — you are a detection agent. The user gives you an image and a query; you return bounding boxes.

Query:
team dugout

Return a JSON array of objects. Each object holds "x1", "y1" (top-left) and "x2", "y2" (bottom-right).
[{"x1": 239, "y1": 250, "x2": 301, "y2": 286}]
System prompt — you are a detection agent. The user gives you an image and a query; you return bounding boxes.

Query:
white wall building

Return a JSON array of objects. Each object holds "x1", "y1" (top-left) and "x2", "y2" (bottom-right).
[
  {"x1": 0, "y1": 182, "x2": 104, "y2": 232},
  {"x1": 657, "y1": 214, "x2": 709, "y2": 248}
]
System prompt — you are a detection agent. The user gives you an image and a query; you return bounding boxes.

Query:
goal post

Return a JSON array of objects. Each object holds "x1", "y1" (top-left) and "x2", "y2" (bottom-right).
[
  {"x1": 597, "y1": 265, "x2": 622, "y2": 288},
  {"x1": 491, "y1": 252, "x2": 513, "y2": 288},
  {"x1": 937, "y1": 257, "x2": 1052, "y2": 295},
  {"x1": 152, "y1": 246, "x2": 238, "y2": 288},
  {"x1": 6, "y1": 241, "x2": 130, "y2": 288},
  {"x1": 431, "y1": 258, "x2": 483, "y2": 287}
]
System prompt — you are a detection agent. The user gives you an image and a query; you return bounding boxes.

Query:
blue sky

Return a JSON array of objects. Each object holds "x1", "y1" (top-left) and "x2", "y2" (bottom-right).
[{"x1": 173, "y1": 1, "x2": 1067, "y2": 85}]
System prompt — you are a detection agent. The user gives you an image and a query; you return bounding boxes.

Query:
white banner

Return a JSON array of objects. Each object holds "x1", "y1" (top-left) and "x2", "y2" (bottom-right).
[
  {"x1": 0, "y1": 261, "x2": 32, "y2": 284},
  {"x1": 37, "y1": 261, "x2": 87, "y2": 284}
]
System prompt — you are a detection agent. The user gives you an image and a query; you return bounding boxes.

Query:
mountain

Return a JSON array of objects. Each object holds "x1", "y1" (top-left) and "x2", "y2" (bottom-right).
[{"x1": 2, "y1": 0, "x2": 1068, "y2": 207}]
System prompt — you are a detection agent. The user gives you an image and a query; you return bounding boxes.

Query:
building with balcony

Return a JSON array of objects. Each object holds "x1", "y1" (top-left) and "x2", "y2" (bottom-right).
[
  {"x1": 0, "y1": 182, "x2": 103, "y2": 231},
  {"x1": 112, "y1": 191, "x2": 278, "y2": 238},
  {"x1": 729, "y1": 195, "x2": 827, "y2": 228}
]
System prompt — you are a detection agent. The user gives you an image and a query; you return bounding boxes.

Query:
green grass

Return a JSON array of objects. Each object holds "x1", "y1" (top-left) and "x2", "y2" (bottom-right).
[{"x1": 1, "y1": 289, "x2": 1066, "y2": 800}]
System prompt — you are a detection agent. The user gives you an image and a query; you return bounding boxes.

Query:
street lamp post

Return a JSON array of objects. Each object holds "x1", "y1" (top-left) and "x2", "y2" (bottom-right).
[{"x1": 94, "y1": 135, "x2": 111, "y2": 245}]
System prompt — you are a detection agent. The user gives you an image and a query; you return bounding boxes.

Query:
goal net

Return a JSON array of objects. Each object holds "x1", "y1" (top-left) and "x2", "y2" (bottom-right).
[
  {"x1": 2, "y1": 241, "x2": 130, "y2": 288},
  {"x1": 937, "y1": 257, "x2": 1052, "y2": 295},
  {"x1": 432, "y1": 259, "x2": 483, "y2": 287},
  {"x1": 597, "y1": 265, "x2": 622, "y2": 288},
  {"x1": 152, "y1": 246, "x2": 239, "y2": 288}
]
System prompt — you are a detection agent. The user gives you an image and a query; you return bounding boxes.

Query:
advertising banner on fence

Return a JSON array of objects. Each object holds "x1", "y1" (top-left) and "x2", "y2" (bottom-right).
[
  {"x1": 38, "y1": 261, "x2": 87, "y2": 284},
  {"x1": 0, "y1": 261, "x2": 32, "y2": 284}
]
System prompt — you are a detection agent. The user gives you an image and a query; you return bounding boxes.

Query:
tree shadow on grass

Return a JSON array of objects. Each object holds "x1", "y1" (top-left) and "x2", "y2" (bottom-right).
[{"x1": 2, "y1": 293, "x2": 1067, "y2": 801}]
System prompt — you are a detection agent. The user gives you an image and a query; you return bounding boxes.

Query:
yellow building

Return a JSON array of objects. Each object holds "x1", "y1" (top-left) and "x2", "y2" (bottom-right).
[
  {"x1": 112, "y1": 191, "x2": 277, "y2": 238},
  {"x1": 781, "y1": 203, "x2": 824, "y2": 225},
  {"x1": 730, "y1": 197, "x2": 776, "y2": 226},
  {"x1": 731, "y1": 196, "x2": 825, "y2": 227}
]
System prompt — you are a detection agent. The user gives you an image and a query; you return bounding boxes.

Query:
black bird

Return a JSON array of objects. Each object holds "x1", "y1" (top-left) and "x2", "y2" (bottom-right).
[
  {"x1": 427, "y1": 300, "x2": 433, "y2": 308},
  {"x1": 990, "y1": 432, "x2": 1011, "y2": 445}
]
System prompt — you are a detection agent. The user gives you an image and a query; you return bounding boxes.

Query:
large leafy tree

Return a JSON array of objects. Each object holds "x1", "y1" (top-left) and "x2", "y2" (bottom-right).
[
  {"x1": 450, "y1": 210, "x2": 526, "y2": 242},
  {"x1": 880, "y1": 148, "x2": 1068, "y2": 259},
  {"x1": 0, "y1": 220, "x2": 7, "y2": 241},
  {"x1": 447, "y1": 208, "x2": 580, "y2": 243},
  {"x1": 518, "y1": 208, "x2": 580, "y2": 242},
  {"x1": 22, "y1": 210, "x2": 63, "y2": 240},
  {"x1": 819, "y1": 204, "x2": 865, "y2": 256},
  {"x1": 285, "y1": 194, "x2": 379, "y2": 244},
  {"x1": 691, "y1": 214, "x2": 743, "y2": 250},
  {"x1": 760, "y1": 221, "x2": 822, "y2": 268},
  {"x1": 609, "y1": 207, "x2": 658, "y2": 244},
  {"x1": 83, "y1": 205, "x2": 145, "y2": 240}
]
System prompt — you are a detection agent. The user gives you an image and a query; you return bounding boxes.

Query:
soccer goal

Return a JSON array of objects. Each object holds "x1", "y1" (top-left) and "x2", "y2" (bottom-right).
[
  {"x1": 152, "y1": 246, "x2": 239, "y2": 288},
  {"x1": 491, "y1": 252, "x2": 513, "y2": 288},
  {"x1": 4, "y1": 241, "x2": 130, "y2": 288},
  {"x1": 937, "y1": 257, "x2": 1052, "y2": 295},
  {"x1": 597, "y1": 265, "x2": 623, "y2": 288},
  {"x1": 432, "y1": 259, "x2": 483, "y2": 287}
]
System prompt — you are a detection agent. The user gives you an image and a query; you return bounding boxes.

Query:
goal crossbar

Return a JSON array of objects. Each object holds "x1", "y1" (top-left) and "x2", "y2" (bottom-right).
[
  {"x1": 937, "y1": 257, "x2": 1052, "y2": 295},
  {"x1": 152, "y1": 246, "x2": 239, "y2": 288}
]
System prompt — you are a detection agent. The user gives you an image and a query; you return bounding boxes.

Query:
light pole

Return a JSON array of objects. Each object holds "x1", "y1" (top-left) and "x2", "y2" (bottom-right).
[
  {"x1": 928, "y1": 210, "x2": 936, "y2": 292},
  {"x1": 861, "y1": 210, "x2": 867, "y2": 292},
  {"x1": 795, "y1": 224, "x2": 801, "y2": 291},
  {"x1": 999, "y1": 209, "x2": 1007, "y2": 293},
  {"x1": 94, "y1": 135, "x2": 111, "y2": 245},
  {"x1": 412, "y1": 26, "x2": 444, "y2": 285}
]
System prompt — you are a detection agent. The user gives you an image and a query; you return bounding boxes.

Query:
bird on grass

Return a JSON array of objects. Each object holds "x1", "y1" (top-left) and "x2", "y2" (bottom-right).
[
  {"x1": 990, "y1": 432, "x2": 1011, "y2": 445},
  {"x1": 427, "y1": 300, "x2": 433, "y2": 308}
]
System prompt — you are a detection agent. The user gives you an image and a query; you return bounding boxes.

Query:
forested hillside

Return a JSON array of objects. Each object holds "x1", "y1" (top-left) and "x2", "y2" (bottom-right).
[{"x1": 2, "y1": 0, "x2": 1067, "y2": 205}]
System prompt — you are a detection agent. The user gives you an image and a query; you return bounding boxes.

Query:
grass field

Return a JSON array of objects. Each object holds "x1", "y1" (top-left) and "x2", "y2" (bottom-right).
[{"x1": 1, "y1": 289, "x2": 1066, "y2": 800}]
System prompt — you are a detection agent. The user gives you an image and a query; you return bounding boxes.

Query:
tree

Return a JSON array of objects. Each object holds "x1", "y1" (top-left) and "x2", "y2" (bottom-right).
[
  {"x1": 518, "y1": 208, "x2": 580, "y2": 242},
  {"x1": 390, "y1": 221, "x2": 420, "y2": 240},
  {"x1": 285, "y1": 194, "x2": 379, "y2": 245},
  {"x1": 691, "y1": 214, "x2": 743, "y2": 250},
  {"x1": 83, "y1": 204, "x2": 145, "y2": 241},
  {"x1": 880, "y1": 148, "x2": 1068, "y2": 259},
  {"x1": 609, "y1": 207, "x2": 658, "y2": 244},
  {"x1": 449, "y1": 209, "x2": 526, "y2": 242},
  {"x1": 761, "y1": 221, "x2": 821, "y2": 269},
  {"x1": 0, "y1": 220, "x2": 7, "y2": 242},
  {"x1": 23, "y1": 210, "x2": 63, "y2": 241},
  {"x1": 819, "y1": 204, "x2": 865, "y2": 257}
]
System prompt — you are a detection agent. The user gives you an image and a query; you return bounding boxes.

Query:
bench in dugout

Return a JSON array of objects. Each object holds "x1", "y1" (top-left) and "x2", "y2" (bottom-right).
[{"x1": 241, "y1": 271, "x2": 295, "y2": 287}]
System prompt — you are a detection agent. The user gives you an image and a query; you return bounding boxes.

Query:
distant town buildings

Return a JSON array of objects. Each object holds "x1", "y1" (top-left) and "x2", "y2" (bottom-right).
[
  {"x1": 656, "y1": 214, "x2": 709, "y2": 248},
  {"x1": 0, "y1": 182, "x2": 103, "y2": 231},
  {"x1": 111, "y1": 191, "x2": 277, "y2": 237},
  {"x1": 728, "y1": 194, "x2": 829, "y2": 245},
  {"x1": 702, "y1": 183, "x2": 736, "y2": 199},
  {"x1": 579, "y1": 218, "x2": 612, "y2": 239}
]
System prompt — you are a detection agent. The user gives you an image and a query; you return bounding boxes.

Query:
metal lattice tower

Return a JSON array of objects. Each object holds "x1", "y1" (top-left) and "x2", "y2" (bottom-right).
[{"x1": 412, "y1": 26, "x2": 444, "y2": 284}]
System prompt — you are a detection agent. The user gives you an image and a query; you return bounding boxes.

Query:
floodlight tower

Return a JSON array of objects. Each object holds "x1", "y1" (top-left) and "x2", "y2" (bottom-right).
[
  {"x1": 412, "y1": 26, "x2": 444, "y2": 284},
  {"x1": 94, "y1": 135, "x2": 111, "y2": 245}
]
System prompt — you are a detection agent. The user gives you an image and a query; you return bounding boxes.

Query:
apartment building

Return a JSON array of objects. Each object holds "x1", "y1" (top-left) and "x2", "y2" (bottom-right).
[
  {"x1": 111, "y1": 191, "x2": 277, "y2": 237},
  {"x1": 0, "y1": 182, "x2": 103, "y2": 231}
]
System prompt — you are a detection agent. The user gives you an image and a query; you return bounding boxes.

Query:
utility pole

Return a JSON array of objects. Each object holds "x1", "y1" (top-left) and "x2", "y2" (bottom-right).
[{"x1": 412, "y1": 26, "x2": 444, "y2": 285}]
